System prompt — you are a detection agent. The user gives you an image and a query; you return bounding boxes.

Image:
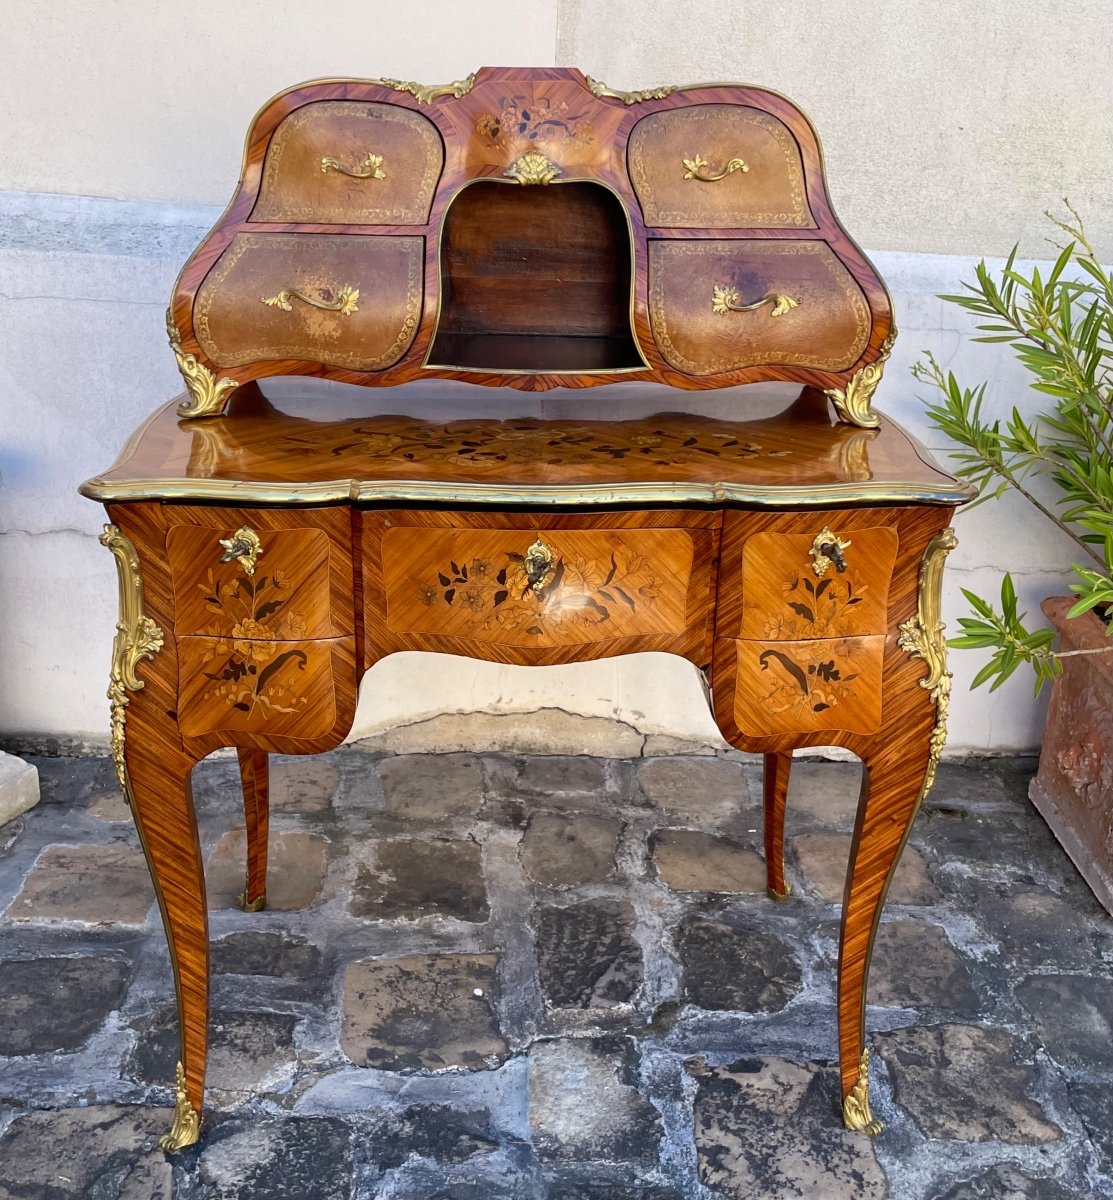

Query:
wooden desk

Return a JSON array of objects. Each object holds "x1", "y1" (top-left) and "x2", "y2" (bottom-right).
[{"x1": 81, "y1": 67, "x2": 972, "y2": 1150}]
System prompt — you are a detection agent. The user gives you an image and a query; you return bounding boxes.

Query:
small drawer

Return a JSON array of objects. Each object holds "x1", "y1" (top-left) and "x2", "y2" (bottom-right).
[
  {"x1": 729, "y1": 635, "x2": 884, "y2": 737},
  {"x1": 628, "y1": 104, "x2": 814, "y2": 230},
  {"x1": 251, "y1": 100, "x2": 444, "y2": 225},
  {"x1": 648, "y1": 239, "x2": 871, "y2": 377},
  {"x1": 165, "y1": 510, "x2": 353, "y2": 639},
  {"x1": 176, "y1": 634, "x2": 346, "y2": 739},
  {"x1": 362, "y1": 511, "x2": 719, "y2": 662},
  {"x1": 735, "y1": 526, "x2": 897, "y2": 641},
  {"x1": 193, "y1": 232, "x2": 423, "y2": 371}
]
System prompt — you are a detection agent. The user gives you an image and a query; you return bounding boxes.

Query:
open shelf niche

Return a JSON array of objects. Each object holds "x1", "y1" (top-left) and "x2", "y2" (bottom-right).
[{"x1": 426, "y1": 180, "x2": 645, "y2": 373}]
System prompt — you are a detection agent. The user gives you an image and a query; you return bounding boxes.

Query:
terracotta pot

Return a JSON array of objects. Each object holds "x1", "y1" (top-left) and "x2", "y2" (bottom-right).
[{"x1": 1029, "y1": 596, "x2": 1113, "y2": 914}]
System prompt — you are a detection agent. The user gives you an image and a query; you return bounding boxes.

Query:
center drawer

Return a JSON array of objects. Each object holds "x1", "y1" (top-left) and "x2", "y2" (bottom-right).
[{"x1": 360, "y1": 510, "x2": 720, "y2": 665}]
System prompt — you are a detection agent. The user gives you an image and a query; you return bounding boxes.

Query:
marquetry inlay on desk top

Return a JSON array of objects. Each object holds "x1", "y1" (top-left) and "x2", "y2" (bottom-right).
[{"x1": 81, "y1": 379, "x2": 971, "y2": 507}]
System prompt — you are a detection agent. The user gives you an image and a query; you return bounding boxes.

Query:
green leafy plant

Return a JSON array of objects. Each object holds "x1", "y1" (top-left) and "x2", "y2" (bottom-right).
[{"x1": 912, "y1": 203, "x2": 1113, "y2": 694}]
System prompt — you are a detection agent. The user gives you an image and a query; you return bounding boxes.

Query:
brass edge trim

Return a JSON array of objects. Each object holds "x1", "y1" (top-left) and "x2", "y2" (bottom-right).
[
  {"x1": 897, "y1": 527, "x2": 958, "y2": 795},
  {"x1": 824, "y1": 330, "x2": 896, "y2": 430},
  {"x1": 842, "y1": 1048, "x2": 883, "y2": 1135},
  {"x1": 766, "y1": 883, "x2": 794, "y2": 902},
  {"x1": 100, "y1": 526, "x2": 200, "y2": 1152},
  {"x1": 160, "y1": 1060, "x2": 202, "y2": 1152},
  {"x1": 166, "y1": 309, "x2": 241, "y2": 419},
  {"x1": 421, "y1": 174, "x2": 651, "y2": 375},
  {"x1": 79, "y1": 477, "x2": 978, "y2": 508}
]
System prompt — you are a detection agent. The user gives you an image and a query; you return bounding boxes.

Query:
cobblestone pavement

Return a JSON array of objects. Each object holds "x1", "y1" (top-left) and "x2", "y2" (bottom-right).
[{"x1": 0, "y1": 749, "x2": 1111, "y2": 1199}]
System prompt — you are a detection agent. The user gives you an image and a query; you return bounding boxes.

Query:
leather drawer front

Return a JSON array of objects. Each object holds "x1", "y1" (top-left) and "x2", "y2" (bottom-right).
[
  {"x1": 176, "y1": 634, "x2": 347, "y2": 739},
  {"x1": 193, "y1": 232, "x2": 423, "y2": 370},
  {"x1": 729, "y1": 635, "x2": 884, "y2": 737},
  {"x1": 648, "y1": 239, "x2": 871, "y2": 376},
  {"x1": 362, "y1": 513, "x2": 719, "y2": 661},
  {"x1": 628, "y1": 104, "x2": 814, "y2": 230},
  {"x1": 735, "y1": 526, "x2": 898, "y2": 641},
  {"x1": 165, "y1": 516, "x2": 352, "y2": 639},
  {"x1": 251, "y1": 100, "x2": 444, "y2": 225}
]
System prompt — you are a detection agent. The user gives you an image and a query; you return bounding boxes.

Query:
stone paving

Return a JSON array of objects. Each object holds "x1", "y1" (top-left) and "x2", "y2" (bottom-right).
[{"x1": 0, "y1": 748, "x2": 1111, "y2": 1199}]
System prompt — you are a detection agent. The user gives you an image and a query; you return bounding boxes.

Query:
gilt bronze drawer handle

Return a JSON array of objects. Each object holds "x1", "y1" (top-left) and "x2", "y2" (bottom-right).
[
  {"x1": 683, "y1": 153, "x2": 749, "y2": 182},
  {"x1": 320, "y1": 151, "x2": 386, "y2": 179},
  {"x1": 218, "y1": 526, "x2": 264, "y2": 576},
  {"x1": 711, "y1": 286, "x2": 800, "y2": 318},
  {"x1": 262, "y1": 284, "x2": 360, "y2": 316},
  {"x1": 523, "y1": 537, "x2": 555, "y2": 595},
  {"x1": 809, "y1": 527, "x2": 852, "y2": 576}
]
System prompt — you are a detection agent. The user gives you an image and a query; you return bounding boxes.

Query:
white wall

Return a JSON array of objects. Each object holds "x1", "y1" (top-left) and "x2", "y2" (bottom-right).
[{"x1": 0, "y1": 1, "x2": 1106, "y2": 755}]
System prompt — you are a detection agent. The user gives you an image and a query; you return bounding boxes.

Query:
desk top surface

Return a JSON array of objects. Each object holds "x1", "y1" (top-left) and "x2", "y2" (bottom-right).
[{"x1": 82, "y1": 380, "x2": 972, "y2": 509}]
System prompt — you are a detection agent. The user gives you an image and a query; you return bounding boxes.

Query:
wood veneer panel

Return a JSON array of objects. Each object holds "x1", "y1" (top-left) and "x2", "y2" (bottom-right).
[
  {"x1": 735, "y1": 526, "x2": 898, "y2": 641},
  {"x1": 168, "y1": 525, "x2": 338, "y2": 639},
  {"x1": 730, "y1": 635, "x2": 884, "y2": 737},
  {"x1": 161, "y1": 505, "x2": 355, "y2": 638},
  {"x1": 83, "y1": 386, "x2": 971, "y2": 506},
  {"x1": 361, "y1": 508, "x2": 720, "y2": 667}
]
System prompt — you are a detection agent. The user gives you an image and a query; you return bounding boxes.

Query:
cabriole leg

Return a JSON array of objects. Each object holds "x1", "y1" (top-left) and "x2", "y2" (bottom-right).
[
  {"x1": 237, "y1": 748, "x2": 269, "y2": 912},
  {"x1": 102, "y1": 519, "x2": 208, "y2": 1152},
  {"x1": 837, "y1": 741, "x2": 932, "y2": 1135},
  {"x1": 763, "y1": 751, "x2": 793, "y2": 899}
]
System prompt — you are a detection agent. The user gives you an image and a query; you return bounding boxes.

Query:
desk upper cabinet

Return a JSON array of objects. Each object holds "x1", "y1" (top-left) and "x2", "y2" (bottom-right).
[{"x1": 167, "y1": 66, "x2": 893, "y2": 420}]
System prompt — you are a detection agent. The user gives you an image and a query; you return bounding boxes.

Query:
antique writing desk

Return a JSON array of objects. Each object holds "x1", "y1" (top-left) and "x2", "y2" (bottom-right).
[{"x1": 81, "y1": 67, "x2": 972, "y2": 1150}]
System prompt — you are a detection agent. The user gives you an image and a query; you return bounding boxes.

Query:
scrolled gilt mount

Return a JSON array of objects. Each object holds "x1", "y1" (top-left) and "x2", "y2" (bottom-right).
[
  {"x1": 166, "y1": 309, "x2": 239, "y2": 420},
  {"x1": 898, "y1": 526, "x2": 958, "y2": 795},
  {"x1": 825, "y1": 331, "x2": 897, "y2": 430},
  {"x1": 504, "y1": 152, "x2": 562, "y2": 186}
]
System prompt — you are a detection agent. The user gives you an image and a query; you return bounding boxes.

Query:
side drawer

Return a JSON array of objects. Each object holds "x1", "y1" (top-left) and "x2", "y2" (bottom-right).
[
  {"x1": 164, "y1": 508, "x2": 354, "y2": 639},
  {"x1": 725, "y1": 635, "x2": 884, "y2": 737},
  {"x1": 628, "y1": 103, "x2": 813, "y2": 230},
  {"x1": 193, "y1": 232, "x2": 423, "y2": 371},
  {"x1": 176, "y1": 635, "x2": 351, "y2": 739},
  {"x1": 360, "y1": 510, "x2": 720, "y2": 664},
  {"x1": 648, "y1": 239, "x2": 871, "y2": 377},
  {"x1": 251, "y1": 100, "x2": 444, "y2": 225},
  {"x1": 735, "y1": 525, "x2": 897, "y2": 641}
]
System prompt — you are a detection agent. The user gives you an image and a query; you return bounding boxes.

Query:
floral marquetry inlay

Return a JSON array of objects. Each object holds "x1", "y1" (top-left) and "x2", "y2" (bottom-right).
[
  {"x1": 733, "y1": 636, "x2": 885, "y2": 737},
  {"x1": 322, "y1": 421, "x2": 794, "y2": 470},
  {"x1": 382, "y1": 527, "x2": 697, "y2": 649}
]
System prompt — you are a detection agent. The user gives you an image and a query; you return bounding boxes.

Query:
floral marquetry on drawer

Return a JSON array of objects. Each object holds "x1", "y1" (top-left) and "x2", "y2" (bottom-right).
[
  {"x1": 734, "y1": 526, "x2": 898, "y2": 641},
  {"x1": 362, "y1": 512, "x2": 719, "y2": 664},
  {"x1": 163, "y1": 523, "x2": 347, "y2": 643},
  {"x1": 175, "y1": 637, "x2": 348, "y2": 740},
  {"x1": 728, "y1": 635, "x2": 884, "y2": 737}
]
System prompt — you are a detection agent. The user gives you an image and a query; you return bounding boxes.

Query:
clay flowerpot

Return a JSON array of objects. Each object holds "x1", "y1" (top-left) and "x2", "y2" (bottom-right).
[{"x1": 1029, "y1": 596, "x2": 1113, "y2": 913}]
